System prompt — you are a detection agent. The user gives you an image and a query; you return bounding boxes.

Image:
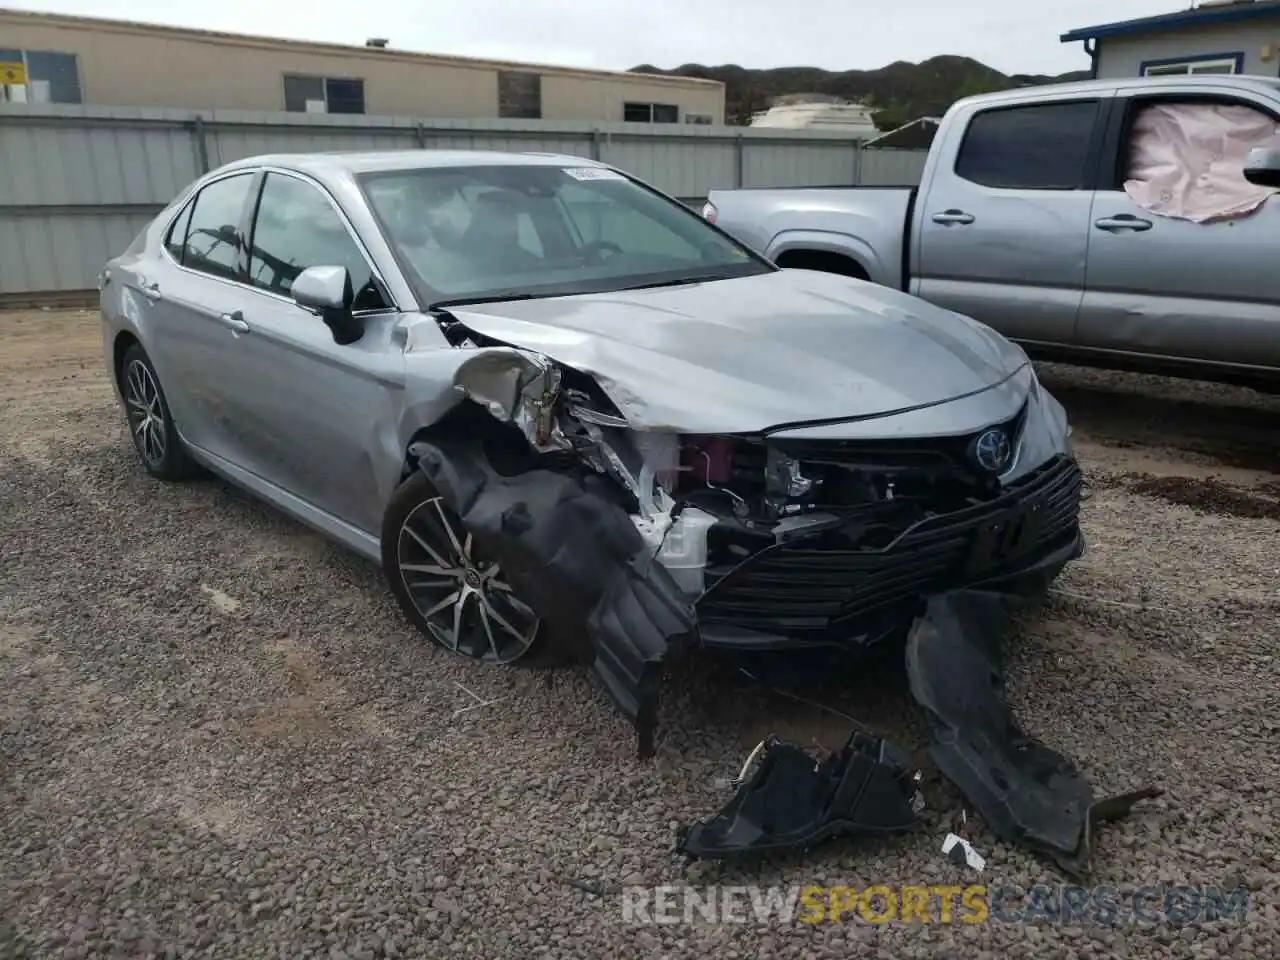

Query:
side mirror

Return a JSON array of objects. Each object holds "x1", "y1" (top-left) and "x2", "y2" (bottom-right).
[
  {"x1": 1243, "y1": 147, "x2": 1280, "y2": 188},
  {"x1": 292, "y1": 265, "x2": 362, "y2": 344}
]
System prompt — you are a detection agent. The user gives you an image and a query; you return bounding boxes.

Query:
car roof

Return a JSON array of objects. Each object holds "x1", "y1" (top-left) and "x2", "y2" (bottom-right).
[{"x1": 216, "y1": 149, "x2": 604, "y2": 180}]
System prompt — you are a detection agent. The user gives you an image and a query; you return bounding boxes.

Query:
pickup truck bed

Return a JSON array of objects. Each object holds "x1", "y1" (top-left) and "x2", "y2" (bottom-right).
[{"x1": 706, "y1": 186, "x2": 917, "y2": 290}]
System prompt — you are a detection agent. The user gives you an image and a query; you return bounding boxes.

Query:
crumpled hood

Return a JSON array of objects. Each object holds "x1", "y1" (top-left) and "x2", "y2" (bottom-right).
[{"x1": 444, "y1": 269, "x2": 1029, "y2": 434}]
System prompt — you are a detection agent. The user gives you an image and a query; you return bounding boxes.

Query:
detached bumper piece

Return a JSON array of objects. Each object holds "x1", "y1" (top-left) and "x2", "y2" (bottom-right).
[
  {"x1": 905, "y1": 590, "x2": 1160, "y2": 879},
  {"x1": 411, "y1": 437, "x2": 696, "y2": 758},
  {"x1": 677, "y1": 732, "x2": 922, "y2": 859}
]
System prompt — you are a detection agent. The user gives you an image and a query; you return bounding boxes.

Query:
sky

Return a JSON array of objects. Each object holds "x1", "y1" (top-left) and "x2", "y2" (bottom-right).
[{"x1": 9, "y1": 0, "x2": 1190, "y2": 76}]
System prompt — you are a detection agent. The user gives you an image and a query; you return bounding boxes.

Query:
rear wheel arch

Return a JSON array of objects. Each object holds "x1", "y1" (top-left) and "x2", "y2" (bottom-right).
[
  {"x1": 116, "y1": 341, "x2": 200, "y2": 481},
  {"x1": 773, "y1": 248, "x2": 870, "y2": 280},
  {"x1": 112, "y1": 330, "x2": 141, "y2": 389}
]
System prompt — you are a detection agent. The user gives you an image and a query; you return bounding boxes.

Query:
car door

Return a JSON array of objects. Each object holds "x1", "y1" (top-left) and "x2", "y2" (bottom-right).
[
  {"x1": 221, "y1": 169, "x2": 404, "y2": 536},
  {"x1": 144, "y1": 170, "x2": 262, "y2": 465},
  {"x1": 912, "y1": 95, "x2": 1108, "y2": 346},
  {"x1": 1078, "y1": 86, "x2": 1280, "y2": 370}
]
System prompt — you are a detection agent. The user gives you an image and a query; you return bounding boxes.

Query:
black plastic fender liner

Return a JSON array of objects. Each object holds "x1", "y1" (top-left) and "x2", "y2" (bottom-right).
[
  {"x1": 409, "y1": 436, "x2": 697, "y2": 758},
  {"x1": 677, "y1": 732, "x2": 922, "y2": 859},
  {"x1": 905, "y1": 590, "x2": 1160, "y2": 878}
]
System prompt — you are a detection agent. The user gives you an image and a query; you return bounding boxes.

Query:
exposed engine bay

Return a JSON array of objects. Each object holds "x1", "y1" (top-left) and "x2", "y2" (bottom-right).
[{"x1": 442, "y1": 318, "x2": 1082, "y2": 639}]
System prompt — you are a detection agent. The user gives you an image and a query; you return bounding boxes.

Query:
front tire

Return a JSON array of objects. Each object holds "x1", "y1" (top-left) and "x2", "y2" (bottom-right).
[
  {"x1": 381, "y1": 470, "x2": 554, "y2": 667},
  {"x1": 118, "y1": 344, "x2": 200, "y2": 481}
]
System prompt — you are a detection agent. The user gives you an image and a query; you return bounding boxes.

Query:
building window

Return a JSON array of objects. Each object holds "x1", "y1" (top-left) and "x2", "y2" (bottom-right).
[
  {"x1": 624, "y1": 101, "x2": 679, "y2": 123},
  {"x1": 1141, "y1": 55, "x2": 1241, "y2": 77},
  {"x1": 283, "y1": 74, "x2": 366, "y2": 114},
  {"x1": 684, "y1": 113, "x2": 714, "y2": 125},
  {"x1": 498, "y1": 70, "x2": 542, "y2": 119},
  {"x1": 0, "y1": 49, "x2": 82, "y2": 104},
  {"x1": 955, "y1": 100, "x2": 1101, "y2": 190}
]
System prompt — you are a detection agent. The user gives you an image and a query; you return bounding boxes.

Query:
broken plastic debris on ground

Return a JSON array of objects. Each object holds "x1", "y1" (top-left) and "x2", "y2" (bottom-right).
[{"x1": 678, "y1": 590, "x2": 1160, "y2": 879}]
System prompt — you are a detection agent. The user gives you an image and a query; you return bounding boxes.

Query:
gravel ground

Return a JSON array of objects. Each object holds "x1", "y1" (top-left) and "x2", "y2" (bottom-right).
[{"x1": 2, "y1": 309, "x2": 1278, "y2": 959}]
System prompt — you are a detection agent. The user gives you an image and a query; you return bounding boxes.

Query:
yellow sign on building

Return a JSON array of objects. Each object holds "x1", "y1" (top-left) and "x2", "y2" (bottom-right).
[{"x1": 0, "y1": 61, "x2": 26, "y2": 85}]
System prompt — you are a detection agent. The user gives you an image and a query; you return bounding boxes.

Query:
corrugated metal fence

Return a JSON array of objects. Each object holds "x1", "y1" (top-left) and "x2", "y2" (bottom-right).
[{"x1": 0, "y1": 104, "x2": 928, "y2": 304}]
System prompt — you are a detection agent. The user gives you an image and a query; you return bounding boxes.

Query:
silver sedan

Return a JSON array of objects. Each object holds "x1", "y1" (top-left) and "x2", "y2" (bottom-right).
[{"x1": 100, "y1": 150, "x2": 1084, "y2": 740}]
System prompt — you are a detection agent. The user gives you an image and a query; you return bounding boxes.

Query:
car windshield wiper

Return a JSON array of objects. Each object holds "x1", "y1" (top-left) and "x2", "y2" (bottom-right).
[
  {"x1": 428, "y1": 293, "x2": 550, "y2": 311},
  {"x1": 616, "y1": 274, "x2": 736, "y2": 292},
  {"x1": 429, "y1": 273, "x2": 736, "y2": 311}
]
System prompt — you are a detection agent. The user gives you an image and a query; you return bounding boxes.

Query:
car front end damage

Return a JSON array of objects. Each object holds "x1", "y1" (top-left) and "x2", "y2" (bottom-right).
[
  {"x1": 418, "y1": 314, "x2": 1081, "y2": 743},
  {"x1": 403, "y1": 310, "x2": 1154, "y2": 877}
]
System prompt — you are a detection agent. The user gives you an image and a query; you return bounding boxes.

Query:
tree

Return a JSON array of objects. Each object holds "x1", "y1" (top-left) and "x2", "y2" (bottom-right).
[{"x1": 871, "y1": 102, "x2": 911, "y2": 132}]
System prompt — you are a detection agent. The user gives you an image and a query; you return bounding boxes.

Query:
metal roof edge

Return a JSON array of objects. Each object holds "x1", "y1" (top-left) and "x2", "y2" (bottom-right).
[{"x1": 1061, "y1": 1, "x2": 1280, "y2": 43}]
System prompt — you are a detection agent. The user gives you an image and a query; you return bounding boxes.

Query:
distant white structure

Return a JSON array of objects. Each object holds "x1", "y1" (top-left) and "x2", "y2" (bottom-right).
[{"x1": 749, "y1": 98, "x2": 878, "y2": 138}]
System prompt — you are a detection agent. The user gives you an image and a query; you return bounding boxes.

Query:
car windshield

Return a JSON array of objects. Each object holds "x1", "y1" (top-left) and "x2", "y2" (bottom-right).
[{"x1": 358, "y1": 163, "x2": 771, "y2": 306}]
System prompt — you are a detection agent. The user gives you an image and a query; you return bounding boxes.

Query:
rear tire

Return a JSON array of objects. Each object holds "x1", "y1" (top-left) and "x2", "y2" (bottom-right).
[
  {"x1": 381, "y1": 470, "x2": 563, "y2": 668},
  {"x1": 118, "y1": 344, "x2": 200, "y2": 482}
]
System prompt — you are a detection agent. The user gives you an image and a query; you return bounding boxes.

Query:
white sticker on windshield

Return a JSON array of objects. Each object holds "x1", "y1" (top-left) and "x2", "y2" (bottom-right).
[{"x1": 563, "y1": 167, "x2": 626, "y2": 181}]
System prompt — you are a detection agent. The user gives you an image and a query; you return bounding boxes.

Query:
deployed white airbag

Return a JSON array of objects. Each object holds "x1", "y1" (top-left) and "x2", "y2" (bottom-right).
[{"x1": 1124, "y1": 101, "x2": 1280, "y2": 223}]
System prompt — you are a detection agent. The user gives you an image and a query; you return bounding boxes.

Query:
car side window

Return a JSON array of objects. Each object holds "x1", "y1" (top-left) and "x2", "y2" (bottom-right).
[
  {"x1": 181, "y1": 174, "x2": 255, "y2": 281},
  {"x1": 1119, "y1": 99, "x2": 1280, "y2": 220},
  {"x1": 164, "y1": 199, "x2": 194, "y2": 262},
  {"x1": 248, "y1": 172, "x2": 388, "y2": 311},
  {"x1": 955, "y1": 100, "x2": 1101, "y2": 190}
]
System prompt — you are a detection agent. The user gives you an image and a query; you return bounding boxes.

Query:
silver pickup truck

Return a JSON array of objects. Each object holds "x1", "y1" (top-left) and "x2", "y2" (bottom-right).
[{"x1": 704, "y1": 75, "x2": 1280, "y2": 387}]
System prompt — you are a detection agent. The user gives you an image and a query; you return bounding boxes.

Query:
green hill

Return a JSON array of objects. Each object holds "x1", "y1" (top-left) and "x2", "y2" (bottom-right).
[{"x1": 629, "y1": 56, "x2": 1091, "y2": 128}]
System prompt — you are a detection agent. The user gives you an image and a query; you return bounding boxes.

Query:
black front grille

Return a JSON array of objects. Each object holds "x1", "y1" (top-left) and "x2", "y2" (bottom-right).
[
  {"x1": 768, "y1": 402, "x2": 1029, "y2": 480},
  {"x1": 696, "y1": 456, "x2": 1082, "y2": 642}
]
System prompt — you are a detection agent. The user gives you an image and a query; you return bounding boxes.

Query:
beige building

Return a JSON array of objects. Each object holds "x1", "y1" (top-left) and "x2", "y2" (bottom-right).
[
  {"x1": 1062, "y1": 0, "x2": 1280, "y2": 79},
  {"x1": 0, "y1": 8, "x2": 725, "y2": 124}
]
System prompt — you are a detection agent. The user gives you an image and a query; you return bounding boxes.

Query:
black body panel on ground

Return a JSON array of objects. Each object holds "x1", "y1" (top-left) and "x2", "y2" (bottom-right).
[
  {"x1": 677, "y1": 733, "x2": 922, "y2": 858},
  {"x1": 904, "y1": 590, "x2": 1161, "y2": 878},
  {"x1": 680, "y1": 590, "x2": 1158, "y2": 878}
]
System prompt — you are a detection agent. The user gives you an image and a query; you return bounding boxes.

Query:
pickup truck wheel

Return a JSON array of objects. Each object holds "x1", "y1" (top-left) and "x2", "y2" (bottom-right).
[{"x1": 382, "y1": 471, "x2": 559, "y2": 668}]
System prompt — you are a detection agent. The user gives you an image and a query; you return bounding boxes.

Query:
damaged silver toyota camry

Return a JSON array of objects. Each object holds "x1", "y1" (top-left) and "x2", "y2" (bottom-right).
[{"x1": 100, "y1": 151, "x2": 1084, "y2": 754}]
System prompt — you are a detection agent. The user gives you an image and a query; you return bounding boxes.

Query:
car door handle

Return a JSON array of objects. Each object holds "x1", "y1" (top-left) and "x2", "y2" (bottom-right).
[
  {"x1": 220, "y1": 310, "x2": 251, "y2": 334},
  {"x1": 1094, "y1": 214, "x2": 1153, "y2": 232},
  {"x1": 138, "y1": 279, "x2": 162, "y2": 300},
  {"x1": 931, "y1": 210, "x2": 975, "y2": 225}
]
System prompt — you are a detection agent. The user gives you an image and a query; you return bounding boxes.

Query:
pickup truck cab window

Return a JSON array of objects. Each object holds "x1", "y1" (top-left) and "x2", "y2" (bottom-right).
[{"x1": 955, "y1": 100, "x2": 1101, "y2": 190}]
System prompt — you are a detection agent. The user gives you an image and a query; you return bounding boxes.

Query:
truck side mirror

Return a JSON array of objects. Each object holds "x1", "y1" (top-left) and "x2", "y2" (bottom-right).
[{"x1": 1243, "y1": 147, "x2": 1280, "y2": 188}]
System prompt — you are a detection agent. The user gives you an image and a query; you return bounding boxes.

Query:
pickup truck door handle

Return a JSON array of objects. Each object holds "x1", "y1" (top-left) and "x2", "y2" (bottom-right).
[
  {"x1": 1094, "y1": 214, "x2": 1153, "y2": 232},
  {"x1": 931, "y1": 209, "x2": 975, "y2": 225},
  {"x1": 220, "y1": 310, "x2": 251, "y2": 334}
]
